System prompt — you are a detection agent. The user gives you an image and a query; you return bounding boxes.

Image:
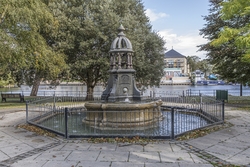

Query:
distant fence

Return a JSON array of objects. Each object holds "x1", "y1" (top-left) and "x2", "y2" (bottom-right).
[
  {"x1": 1, "y1": 91, "x2": 103, "y2": 97},
  {"x1": 2, "y1": 87, "x2": 250, "y2": 97},
  {"x1": 185, "y1": 89, "x2": 250, "y2": 97},
  {"x1": 153, "y1": 89, "x2": 250, "y2": 97},
  {"x1": 26, "y1": 93, "x2": 224, "y2": 139}
]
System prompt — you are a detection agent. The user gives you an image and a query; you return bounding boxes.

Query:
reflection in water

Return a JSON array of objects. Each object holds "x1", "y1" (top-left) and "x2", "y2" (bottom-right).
[{"x1": 39, "y1": 111, "x2": 209, "y2": 137}]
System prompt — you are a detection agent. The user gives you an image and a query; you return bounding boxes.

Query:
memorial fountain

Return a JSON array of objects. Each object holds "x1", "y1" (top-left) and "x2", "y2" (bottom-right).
[{"x1": 83, "y1": 25, "x2": 163, "y2": 129}]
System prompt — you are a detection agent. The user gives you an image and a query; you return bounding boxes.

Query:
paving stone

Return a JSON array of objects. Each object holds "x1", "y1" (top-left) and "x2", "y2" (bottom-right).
[
  {"x1": 241, "y1": 148, "x2": 250, "y2": 155},
  {"x1": 111, "y1": 162, "x2": 144, "y2": 167},
  {"x1": 98, "y1": 151, "x2": 129, "y2": 162},
  {"x1": 160, "y1": 152, "x2": 193, "y2": 163},
  {"x1": 226, "y1": 148, "x2": 250, "y2": 165},
  {"x1": 60, "y1": 142, "x2": 91, "y2": 151},
  {"x1": 14, "y1": 152, "x2": 41, "y2": 162},
  {"x1": 219, "y1": 138, "x2": 250, "y2": 150},
  {"x1": 189, "y1": 153, "x2": 210, "y2": 164},
  {"x1": 170, "y1": 143, "x2": 184, "y2": 152},
  {"x1": 67, "y1": 150, "x2": 100, "y2": 161},
  {"x1": 42, "y1": 160, "x2": 79, "y2": 167},
  {"x1": 145, "y1": 162, "x2": 179, "y2": 167},
  {"x1": 178, "y1": 163, "x2": 214, "y2": 167},
  {"x1": 206, "y1": 152, "x2": 233, "y2": 161},
  {"x1": 212, "y1": 126, "x2": 248, "y2": 137},
  {"x1": 144, "y1": 143, "x2": 172, "y2": 152},
  {"x1": 116, "y1": 143, "x2": 143, "y2": 152},
  {"x1": 187, "y1": 138, "x2": 219, "y2": 150},
  {"x1": 234, "y1": 132, "x2": 250, "y2": 143},
  {"x1": 207, "y1": 143, "x2": 242, "y2": 159},
  {"x1": 34, "y1": 150, "x2": 71, "y2": 161},
  {"x1": 0, "y1": 143, "x2": 34, "y2": 158},
  {"x1": 202, "y1": 132, "x2": 233, "y2": 141},
  {"x1": 10, "y1": 160, "x2": 47, "y2": 167},
  {"x1": 129, "y1": 151, "x2": 160, "y2": 163},
  {"x1": 0, "y1": 139, "x2": 24, "y2": 149},
  {"x1": 0, "y1": 151, "x2": 9, "y2": 161},
  {"x1": 88, "y1": 143, "x2": 117, "y2": 151},
  {"x1": 48, "y1": 143, "x2": 66, "y2": 151},
  {"x1": 0, "y1": 112, "x2": 26, "y2": 126},
  {"x1": 77, "y1": 161, "x2": 111, "y2": 167}
]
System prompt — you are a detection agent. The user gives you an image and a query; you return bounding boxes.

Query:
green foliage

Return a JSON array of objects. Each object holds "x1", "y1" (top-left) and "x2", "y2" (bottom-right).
[
  {"x1": 0, "y1": 0, "x2": 67, "y2": 95},
  {"x1": 199, "y1": 0, "x2": 250, "y2": 84},
  {"x1": 1, "y1": 0, "x2": 165, "y2": 96},
  {"x1": 211, "y1": 0, "x2": 250, "y2": 61},
  {"x1": 138, "y1": 31, "x2": 166, "y2": 86},
  {"x1": 186, "y1": 56, "x2": 200, "y2": 72},
  {"x1": 49, "y1": 0, "x2": 165, "y2": 92}
]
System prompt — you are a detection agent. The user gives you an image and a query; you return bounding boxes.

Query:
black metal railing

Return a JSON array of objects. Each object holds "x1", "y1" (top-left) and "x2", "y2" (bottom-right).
[
  {"x1": 26, "y1": 92, "x2": 224, "y2": 139},
  {"x1": 185, "y1": 89, "x2": 250, "y2": 97}
]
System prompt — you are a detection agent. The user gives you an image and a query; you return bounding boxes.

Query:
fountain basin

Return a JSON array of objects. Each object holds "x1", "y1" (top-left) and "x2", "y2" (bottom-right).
[{"x1": 83, "y1": 100, "x2": 163, "y2": 128}]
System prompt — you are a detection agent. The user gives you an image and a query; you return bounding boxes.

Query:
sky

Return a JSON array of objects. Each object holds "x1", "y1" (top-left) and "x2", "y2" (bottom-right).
[{"x1": 141, "y1": 0, "x2": 210, "y2": 59}]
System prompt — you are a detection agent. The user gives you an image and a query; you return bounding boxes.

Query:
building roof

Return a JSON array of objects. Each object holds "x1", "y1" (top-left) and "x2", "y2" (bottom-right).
[{"x1": 164, "y1": 49, "x2": 186, "y2": 58}]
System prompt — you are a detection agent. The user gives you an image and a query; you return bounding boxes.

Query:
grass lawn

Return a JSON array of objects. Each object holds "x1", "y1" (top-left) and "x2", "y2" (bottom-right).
[{"x1": 0, "y1": 96, "x2": 36, "y2": 109}]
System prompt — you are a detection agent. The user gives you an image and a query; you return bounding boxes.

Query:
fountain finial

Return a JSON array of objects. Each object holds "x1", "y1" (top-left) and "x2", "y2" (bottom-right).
[{"x1": 118, "y1": 24, "x2": 125, "y2": 37}]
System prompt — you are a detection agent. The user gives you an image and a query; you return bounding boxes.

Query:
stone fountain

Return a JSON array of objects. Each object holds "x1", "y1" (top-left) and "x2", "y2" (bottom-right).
[{"x1": 83, "y1": 25, "x2": 162, "y2": 129}]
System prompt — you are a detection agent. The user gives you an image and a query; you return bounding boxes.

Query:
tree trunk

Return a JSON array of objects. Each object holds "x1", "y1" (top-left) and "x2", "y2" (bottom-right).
[
  {"x1": 86, "y1": 85, "x2": 94, "y2": 101},
  {"x1": 30, "y1": 75, "x2": 41, "y2": 96}
]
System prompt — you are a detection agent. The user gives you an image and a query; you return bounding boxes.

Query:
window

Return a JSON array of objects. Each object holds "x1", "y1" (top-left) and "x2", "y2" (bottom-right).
[{"x1": 168, "y1": 60, "x2": 173, "y2": 68}]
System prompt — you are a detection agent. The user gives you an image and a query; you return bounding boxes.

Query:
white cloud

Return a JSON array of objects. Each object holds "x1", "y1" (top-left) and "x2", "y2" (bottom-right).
[
  {"x1": 158, "y1": 29, "x2": 208, "y2": 59},
  {"x1": 145, "y1": 9, "x2": 169, "y2": 22}
]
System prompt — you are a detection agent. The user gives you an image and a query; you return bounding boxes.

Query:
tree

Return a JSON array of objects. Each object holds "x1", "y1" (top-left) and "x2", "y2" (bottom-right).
[
  {"x1": 0, "y1": 0, "x2": 67, "y2": 96},
  {"x1": 212, "y1": 0, "x2": 250, "y2": 61},
  {"x1": 186, "y1": 55, "x2": 200, "y2": 72},
  {"x1": 197, "y1": 59, "x2": 212, "y2": 78},
  {"x1": 138, "y1": 31, "x2": 166, "y2": 87},
  {"x1": 198, "y1": 0, "x2": 250, "y2": 85},
  {"x1": 49, "y1": 0, "x2": 165, "y2": 100}
]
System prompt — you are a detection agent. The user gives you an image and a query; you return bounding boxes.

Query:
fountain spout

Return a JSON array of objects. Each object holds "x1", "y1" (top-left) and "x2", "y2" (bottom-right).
[{"x1": 123, "y1": 87, "x2": 131, "y2": 103}]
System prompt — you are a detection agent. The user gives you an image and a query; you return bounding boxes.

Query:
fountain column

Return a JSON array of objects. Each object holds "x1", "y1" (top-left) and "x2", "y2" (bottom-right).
[{"x1": 101, "y1": 24, "x2": 141, "y2": 102}]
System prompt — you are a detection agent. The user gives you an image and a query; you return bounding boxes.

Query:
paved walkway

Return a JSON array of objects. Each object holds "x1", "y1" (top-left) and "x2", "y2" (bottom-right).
[{"x1": 0, "y1": 107, "x2": 249, "y2": 167}]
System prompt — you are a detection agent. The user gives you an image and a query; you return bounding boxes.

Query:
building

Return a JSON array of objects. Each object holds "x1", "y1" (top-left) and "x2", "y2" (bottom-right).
[
  {"x1": 161, "y1": 49, "x2": 190, "y2": 84},
  {"x1": 164, "y1": 49, "x2": 189, "y2": 77}
]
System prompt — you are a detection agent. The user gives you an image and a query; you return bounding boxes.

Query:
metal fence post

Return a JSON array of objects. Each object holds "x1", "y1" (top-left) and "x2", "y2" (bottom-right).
[
  {"x1": 171, "y1": 107, "x2": 175, "y2": 140},
  {"x1": 26, "y1": 101, "x2": 29, "y2": 123},
  {"x1": 53, "y1": 93, "x2": 56, "y2": 112},
  {"x1": 200, "y1": 93, "x2": 202, "y2": 103},
  {"x1": 65, "y1": 107, "x2": 68, "y2": 138},
  {"x1": 222, "y1": 100, "x2": 225, "y2": 122}
]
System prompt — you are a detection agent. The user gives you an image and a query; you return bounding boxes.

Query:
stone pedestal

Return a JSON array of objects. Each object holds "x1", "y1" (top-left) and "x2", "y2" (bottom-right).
[{"x1": 101, "y1": 69, "x2": 141, "y2": 102}]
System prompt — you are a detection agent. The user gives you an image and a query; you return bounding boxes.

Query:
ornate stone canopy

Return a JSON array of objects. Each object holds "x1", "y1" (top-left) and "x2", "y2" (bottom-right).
[{"x1": 109, "y1": 25, "x2": 133, "y2": 70}]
